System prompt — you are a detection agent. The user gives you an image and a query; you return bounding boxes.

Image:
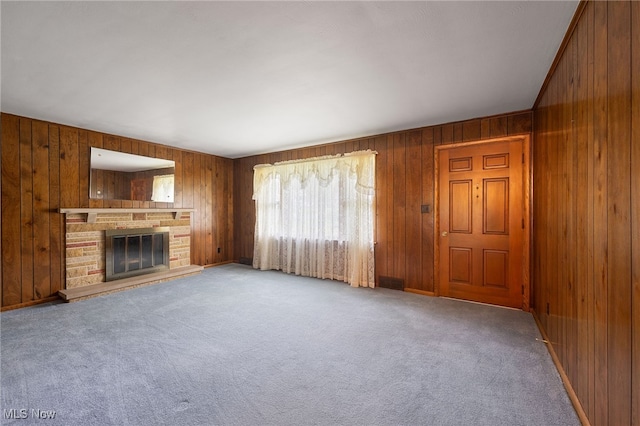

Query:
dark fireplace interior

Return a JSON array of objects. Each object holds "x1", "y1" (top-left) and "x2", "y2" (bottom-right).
[{"x1": 106, "y1": 227, "x2": 169, "y2": 281}]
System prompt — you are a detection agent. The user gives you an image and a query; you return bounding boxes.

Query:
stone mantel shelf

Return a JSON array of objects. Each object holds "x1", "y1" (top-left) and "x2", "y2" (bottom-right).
[{"x1": 59, "y1": 208, "x2": 195, "y2": 223}]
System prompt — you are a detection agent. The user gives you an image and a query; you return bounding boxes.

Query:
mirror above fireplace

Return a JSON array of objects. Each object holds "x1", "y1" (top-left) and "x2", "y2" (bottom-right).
[{"x1": 90, "y1": 147, "x2": 175, "y2": 202}]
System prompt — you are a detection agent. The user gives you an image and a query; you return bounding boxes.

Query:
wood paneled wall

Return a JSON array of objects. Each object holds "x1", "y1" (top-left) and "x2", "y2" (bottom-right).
[
  {"x1": 1, "y1": 113, "x2": 234, "y2": 310},
  {"x1": 532, "y1": 1, "x2": 639, "y2": 424},
  {"x1": 233, "y1": 111, "x2": 531, "y2": 293}
]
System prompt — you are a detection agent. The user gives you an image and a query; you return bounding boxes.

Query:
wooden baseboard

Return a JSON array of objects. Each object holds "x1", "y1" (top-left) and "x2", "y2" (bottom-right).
[
  {"x1": 58, "y1": 265, "x2": 204, "y2": 302},
  {"x1": 203, "y1": 260, "x2": 234, "y2": 268},
  {"x1": 404, "y1": 288, "x2": 436, "y2": 297},
  {"x1": 531, "y1": 310, "x2": 590, "y2": 426},
  {"x1": 1, "y1": 296, "x2": 60, "y2": 312}
]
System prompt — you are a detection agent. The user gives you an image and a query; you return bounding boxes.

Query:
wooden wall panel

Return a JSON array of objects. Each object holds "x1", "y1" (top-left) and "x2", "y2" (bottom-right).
[
  {"x1": 420, "y1": 129, "x2": 435, "y2": 292},
  {"x1": 632, "y1": 3, "x2": 640, "y2": 424},
  {"x1": 0, "y1": 118, "x2": 2, "y2": 306},
  {"x1": 220, "y1": 157, "x2": 234, "y2": 263},
  {"x1": 0, "y1": 113, "x2": 234, "y2": 310},
  {"x1": 607, "y1": 3, "x2": 632, "y2": 424},
  {"x1": 392, "y1": 133, "x2": 407, "y2": 283},
  {"x1": 191, "y1": 153, "x2": 202, "y2": 266},
  {"x1": 233, "y1": 111, "x2": 531, "y2": 292},
  {"x1": 205, "y1": 156, "x2": 213, "y2": 265},
  {"x1": 48, "y1": 124, "x2": 63, "y2": 295},
  {"x1": 381, "y1": 135, "x2": 395, "y2": 278},
  {"x1": 405, "y1": 131, "x2": 422, "y2": 290},
  {"x1": 532, "y1": 1, "x2": 639, "y2": 424},
  {"x1": 32, "y1": 120, "x2": 51, "y2": 300},
  {"x1": 1, "y1": 114, "x2": 21, "y2": 306},
  {"x1": 373, "y1": 136, "x2": 389, "y2": 280},
  {"x1": 593, "y1": 1, "x2": 609, "y2": 423},
  {"x1": 19, "y1": 119, "x2": 34, "y2": 304},
  {"x1": 574, "y1": 6, "x2": 593, "y2": 417}
]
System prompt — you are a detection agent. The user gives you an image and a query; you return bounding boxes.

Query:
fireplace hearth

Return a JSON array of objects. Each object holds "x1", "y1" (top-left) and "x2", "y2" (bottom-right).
[{"x1": 105, "y1": 227, "x2": 170, "y2": 281}]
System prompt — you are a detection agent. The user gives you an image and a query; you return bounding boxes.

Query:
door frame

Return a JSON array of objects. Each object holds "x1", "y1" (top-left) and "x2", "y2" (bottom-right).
[{"x1": 434, "y1": 135, "x2": 531, "y2": 311}]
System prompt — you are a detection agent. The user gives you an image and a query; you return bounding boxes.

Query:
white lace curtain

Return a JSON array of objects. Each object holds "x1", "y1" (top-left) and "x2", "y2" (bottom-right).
[{"x1": 252, "y1": 150, "x2": 376, "y2": 287}]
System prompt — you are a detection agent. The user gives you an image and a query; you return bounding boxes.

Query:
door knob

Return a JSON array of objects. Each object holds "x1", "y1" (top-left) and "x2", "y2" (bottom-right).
[{"x1": 441, "y1": 231, "x2": 448, "y2": 237}]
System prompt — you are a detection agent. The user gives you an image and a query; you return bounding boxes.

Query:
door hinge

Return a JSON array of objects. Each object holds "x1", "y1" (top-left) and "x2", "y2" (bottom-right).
[
  {"x1": 522, "y1": 153, "x2": 525, "y2": 164},
  {"x1": 521, "y1": 285, "x2": 524, "y2": 295},
  {"x1": 522, "y1": 218, "x2": 525, "y2": 229}
]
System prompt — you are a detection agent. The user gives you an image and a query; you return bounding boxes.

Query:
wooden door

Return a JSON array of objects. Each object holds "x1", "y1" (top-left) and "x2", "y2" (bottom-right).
[
  {"x1": 438, "y1": 139, "x2": 525, "y2": 308},
  {"x1": 130, "y1": 179, "x2": 148, "y2": 201}
]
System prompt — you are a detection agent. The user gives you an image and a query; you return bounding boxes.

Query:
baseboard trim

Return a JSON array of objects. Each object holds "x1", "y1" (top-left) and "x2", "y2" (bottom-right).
[
  {"x1": 203, "y1": 260, "x2": 235, "y2": 268},
  {"x1": 1, "y1": 296, "x2": 60, "y2": 312},
  {"x1": 403, "y1": 288, "x2": 436, "y2": 297},
  {"x1": 531, "y1": 310, "x2": 590, "y2": 426}
]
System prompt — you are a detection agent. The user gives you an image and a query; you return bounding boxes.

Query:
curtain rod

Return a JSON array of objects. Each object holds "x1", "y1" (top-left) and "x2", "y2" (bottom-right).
[{"x1": 254, "y1": 149, "x2": 377, "y2": 170}]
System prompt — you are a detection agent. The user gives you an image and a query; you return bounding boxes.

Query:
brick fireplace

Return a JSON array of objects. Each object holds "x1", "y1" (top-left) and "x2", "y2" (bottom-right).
[
  {"x1": 62, "y1": 210, "x2": 192, "y2": 289},
  {"x1": 105, "y1": 226, "x2": 170, "y2": 281}
]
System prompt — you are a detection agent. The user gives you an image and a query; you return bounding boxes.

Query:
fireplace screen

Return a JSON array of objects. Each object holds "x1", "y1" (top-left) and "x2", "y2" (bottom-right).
[{"x1": 105, "y1": 227, "x2": 170, "y2": 281}]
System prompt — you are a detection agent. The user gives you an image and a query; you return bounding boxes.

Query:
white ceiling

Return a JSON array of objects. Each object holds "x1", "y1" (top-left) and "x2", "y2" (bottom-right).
[{"x1": 1, "y1": 1, "x2": 578, "y2": 159}]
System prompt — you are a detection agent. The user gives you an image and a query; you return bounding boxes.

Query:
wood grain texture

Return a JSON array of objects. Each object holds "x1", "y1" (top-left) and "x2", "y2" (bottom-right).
[
  {"x1": 393, "y1": 133, "x2": 407, "y2": 282},
  {"x1": 48, "y1": 125, "x2": 63, "y2": 294},
  {"x1": 632, "y1": 2, "x2": 640, "y2": 424},
  {"x1": 1, "y1": 114, "x2": 22, "y2": 306},
  {"x1": 532, "y1": 2, "x2": 638, "y2": 424},
  {"x1": 593, "y1": 2, "x2": 609, "y2": 423},
  {"x1": 384, "y1": 134, "x2": 395, "y2": 278},
  {"x1": 421, "y1": 129, "x2": 435, "y2": 292},
  {"x1": 584, "y1": 4, "x2": 596, "y2": 418},
  {"x1": 462, "y1": 119, "x2": 480, "y2": 142},
  {"x1": 32, "y1": 120, "x2": 51, "y2": 300},
  {"x1": 574, "y1": 7, "x2": 592, "y2": 415},
  {"x1": 1, "y1": 113, "x2": 234, "y2": 309},
  {"x1": 193, "y1": 153, "x2": 203, "y2": 265},
  {"x1": 0, "y1": 116, "x2": 2, "y2": 308},
  {"x1": 405, "y1": 131, "x2": 421, "y2": 290},
  {"x1": 374, "y1": 136, "x2": 389, "y2": 281},
  {"x1": 490, "y1": 116, "x2": 507, "y2": 138},
  {"x1": 60, "y1": 126, "x2": 79, "y2": 209},
  {"x1": 205, "y1": 155, "x2": 214, "y2": 264},
  {"x1": 233, "y1": 111, "x2": 531, "y2": 293},
  {"x1": 606, "y1": 2, "x2": 632, "y2": 424},
  {"x1": 19, "y1": 118, "x2": 34, "y2": 303}
]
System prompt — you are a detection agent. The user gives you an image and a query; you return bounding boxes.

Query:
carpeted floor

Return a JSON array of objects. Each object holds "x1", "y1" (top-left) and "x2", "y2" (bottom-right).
[{"x1": 1, "y1": 264, "x2": 579, "y2": 426}]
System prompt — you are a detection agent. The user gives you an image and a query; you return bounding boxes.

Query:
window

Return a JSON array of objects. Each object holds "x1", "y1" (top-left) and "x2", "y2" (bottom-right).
[
  {"x1": 151, "y1": 175, "x2": 174, "y2": 202},
  {"x1": 252, "y1": 151, "x2": 376, "y2": 287}
]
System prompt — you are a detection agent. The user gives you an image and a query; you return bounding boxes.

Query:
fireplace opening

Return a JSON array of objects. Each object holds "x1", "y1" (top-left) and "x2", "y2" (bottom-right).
[{"x1": 105, "y1": 227, "x2": 169, "y2": 281}]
